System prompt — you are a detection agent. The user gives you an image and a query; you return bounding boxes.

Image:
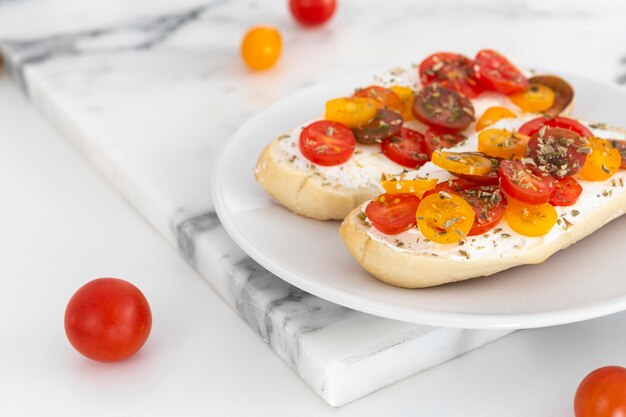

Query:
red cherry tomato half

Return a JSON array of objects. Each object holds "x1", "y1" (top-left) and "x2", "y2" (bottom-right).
[
  {"x1": 289, "y1": 0, "x2": 336, "y2": 26},
  {"x1": 413, "y1": 84, "x2": 475, "y2": 131},
  {"x1": 527, "y1": 127, "x2": 588, "y2": 178},
  {"x1": 475, "y1": 49, "x2": 528, "y2": 94},
  {"x1": 518, "y1": 116, "x2": 593, "y2": 138},
  {"x1": 366, "y1": 193, "x2": 421, "y2": 235},
  {"x1": 452, "y1": 155, "x2": 502, "y2": 186},
  {"x1": 499, "y1": 159, "x2": 557, "y2": 204},
  {"x1": 352, "y1": 109, "x2": 403, "y2": 144},
  {"x1": 424, "y1": 127, "x2": 467, "y2": 157},
  {"x1": 424, "y1": 179, "x2": 505, "y2": 236},
  {"x1": 418, "y1": 52, "x2": 484, "y2": 99},
  {"x1": 64, "y1": 278, "x2": 152, "y2": 362},
  {"x1": 610, "y1": 139, "x2": 626, "y2": 168},
  {"x1": 381, "y1": 127, "x2": 429, "y2": 168},
  {"x1": 299, "y1": 120, "x2": 355, "y2": 166},
  {"x1": 550, "y1": 176, "x2": 583, "y2": 206},
  {"x1": 574, "y1": 366, "x2": 626, "y2": 417}
]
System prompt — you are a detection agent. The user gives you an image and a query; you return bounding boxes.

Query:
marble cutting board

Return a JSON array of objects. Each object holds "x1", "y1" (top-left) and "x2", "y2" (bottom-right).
[{"x1": 2, "y1": 0, "x2": 626, "y2": 407}]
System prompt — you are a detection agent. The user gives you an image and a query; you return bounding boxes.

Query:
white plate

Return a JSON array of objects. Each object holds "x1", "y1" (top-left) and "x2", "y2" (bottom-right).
[{"x1": 213, "y1": 69, "x2": 626, "y2": 329}]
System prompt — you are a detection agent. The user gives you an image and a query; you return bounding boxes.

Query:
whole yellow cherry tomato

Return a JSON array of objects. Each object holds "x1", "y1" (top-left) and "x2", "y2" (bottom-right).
[
  {"x1": 381, "y1": 178, "x2": 438, "y2": 198},
  {"x1": 580, "y1": 137, "x2": 622, "y2": 181},
  {"x1": 325, "y1": 97, "x2": 378, "y2": 127},
  {"x1": 416, "y1": 193, "x2": 475, "y2": 244},
  {"x1": 475, "y1": 106, "x2": 516, "y2": 131},
  {"x1": 431, "y1": 151, "x2": 493, "y2": 176},
  {"x1": 389, "y1": 86, "x2": 416, "y2": 121},
  {"x1": 504, "y1": 198, "x2": 557, "y2": 237},
  {"x1": 478, "y1": 129, "x2": 529, "y2": 159},
  {"x1": 509, "y1": 83, "x2": 555, "y2": 113},
  {"x1": 241, "y1": 26, "x2": 282, "y2": 70}
]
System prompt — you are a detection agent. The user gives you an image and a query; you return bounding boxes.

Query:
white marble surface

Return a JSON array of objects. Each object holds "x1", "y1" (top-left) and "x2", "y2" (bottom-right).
[{"x1": 1, "y1": 0, "x2": 625, "y2": 407}]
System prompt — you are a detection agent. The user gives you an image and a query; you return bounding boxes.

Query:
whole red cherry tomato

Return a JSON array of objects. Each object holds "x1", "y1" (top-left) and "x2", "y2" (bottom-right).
[
  {"x1": 289, "y1": 0, "x2": 336, "y2": 26},
  {"x1": 64, "y1": 278, "x2": 152, "y2": 362},
  {"x1": 574, "y1": 366, "x2": 626, "y2": 417}
]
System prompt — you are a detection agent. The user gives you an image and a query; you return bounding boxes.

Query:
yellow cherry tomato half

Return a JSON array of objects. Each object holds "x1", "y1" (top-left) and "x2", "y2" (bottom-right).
[
  {"x1": 325, "y1": 97, "x2": 378, "y2": 127},
  {"x1": 241, "y1": 26, "x2": 282, "y2": 70},
  {"x1": 431, "y1": 150, "x2": 493, "y2": 176},
  {"x1": 381, "y1": 178, "x2": 438, "y2": 198},
  {"x1": 509, "y1": 83, "x2": 556, "y2": 113},
  {"x1": 478, "y1": 129, "x2": 529, "y2": 159},
  {"x1": 416, "y1": 193, "x2": 475, "y2": 244},
  {"x1": 504, "y1": 198, "x2": 557, "y2": 237},
  {"x1": 475, "y1": 106, "x2": 516, "y2": 132},
  {"x1": 389, "y1": 86, "x2": 416, "y2": 121},
  {"x1": 580, "y1": 137, "x2": 621, "y2": 181}
]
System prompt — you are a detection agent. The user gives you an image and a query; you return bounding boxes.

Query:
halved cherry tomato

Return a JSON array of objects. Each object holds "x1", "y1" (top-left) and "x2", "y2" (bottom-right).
[
  {"x1": 475, "y1": 49, "x2": 528, "y2": 94},
  {"x1": 453, "y1": 155, "x2": 501, "y2": 186},
  {"x1": 412, "y1": 84, "x2": 475, "y2": 131},
  {"x1": 381, "y1": 127, "x2": 429, "y2": 168},
  {"x1": 550, "y1": 177, "x2": 583, "y2": 206},
  {"x1": 505, "y1": 198, "x2": 557, "y2": 237},
  {"x1": 518, "y1": 116, "x2": 593, "y2": 138},
  {"x1": 424, "y1": 127, "x2": 467, "y2": 156},
  {"x1": 389, "y1": 86, "x2": 416, "y2": 121},
  {"x1": 475, "y1": 106, "x2": 516, "y2": 131},
  {"x1": 478, "y1": 128, "x2": 529, "y2": 159},
  {"x1": 528, "y1": 74, "x2": 573, "y2": 116},
  {"x1": 354, "y1": 86, "x2": 405, "y2": 113},
  {"x1": 299, "y1": 120, "x2": 355, "y2": 166},
  {"x1": 325, "y1": 97, "x2": 378, "y2": 127},
  {"x1": 509, "y1": 83, "x2": 555, "y2": 113},
  {"x1": 352, "y1": 109, "x2": 403, "y2": 144},
  {"x1": 527, "y1": 127, "x2": 588, "y2": 178},
  {"x1": 611, "y1": 139, "x2": 626, "y2": 168},
  {"x1": 424, "y1": 180, "x2": 505, "y2": 236},
  {"x1": 574, "y1": 366, "x2": 626, "y2": 417},
  {"x1": 366, "y1": 193, "x2": 421, "y2": 235},
  {"x1": 499, "y1": 159, "x2": 556, "y2": 205},
  {"x1": 380, "y1": 177, "x2": 438, "y2": 198},
  {"x1": 416, "y1": 193, "x2": 475, "y2": 244},
  {"x1": 432, "y1": 151, "x2": 492, "y2": 176},
  {"x1": 579, "y1": 137, "x2": 621, "y2": 181},
  {"x1": 418, "y1": 52, "x2": 484, "y2": 98}
]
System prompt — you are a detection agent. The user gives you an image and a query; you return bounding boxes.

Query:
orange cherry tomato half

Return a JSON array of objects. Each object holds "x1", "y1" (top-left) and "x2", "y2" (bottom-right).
[
  {"x1": 579, "y1": 137, "x2": 621, "y2": 181},
  {"x1": 475, "y1": 49, "x2": 528, "y2": 94},
  {"x1": 478, "y1": 128, "x2": 529, "y2": 159},
  {"x1": 518, "y1": 116, "x2": 593, "y2": 138},
  {"x1": 241, "y1": 26, "x2": 282, "y2": 71},
  {"x1": 509, "y1": 83, "x2": 556, "y2": 113},
  {"x1": 366, "y1": 193, "x2": 421, "y2": 235},
  {"x1": 325, "y1": 97, "x2": 378, "y2": 127},
  {"x1": 475, "y1": 106, "x2": 516, "y2": 132},
  {"x1": 380, "y1": 178, "x2": 438, "y2": 198},
  {"x1": 418, "y1": 52, "x2": 484, "y2": 99},
  {"x1": 527, "y1": 127, "x2": 588, "y2": 178},
  {"x1": 354, "y1": 86, "x2": 405, "y2": 114},
  {"x1": 389, "y1": 86, "x2": 416, "y2": 121},
  {"x1": 574, "y1": 366, "x2": 626, "y2": 417},
  {"x1": 381, "y1": 127, "x2": 429, "y2": 168},
  {"x1": 499, "y1": 159, "x2": 556, "y2": 205},
  {"x1": 550, "y1": 176, "x2": 583, "y2": 206},
  {"x1": 424, "y1": 127, "x2": 467, "y2": 157},
  {"x1": 431, "y1": 150, "x2": 493, "y2": 176},
  {"x1": 412, "y1": 84, "x2": 475, "y2": 131},
  {"x1": 416, "y1": 192, "x2": 475, "y2": 244},
  {"x1": 299, "y1": 120, "x2": 355, "y2": 166},
  {"x1": 289, "y1": 0, "x2": 336, "y2": 27},
  {"x1": 64, "y1": 278, "x2": 152, "y2": 362},
  {"x1": 504, "y1": 198, "x2": 557, "y2": 237}
]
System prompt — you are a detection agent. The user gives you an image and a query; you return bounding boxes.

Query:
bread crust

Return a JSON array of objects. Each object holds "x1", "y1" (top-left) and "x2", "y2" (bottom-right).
[
  {"x1": 339, "y1": 187, "x2": 626, "y2": 288},
  {"x1": 254, "y1": 138, "x2": 380, "y2": 220}
]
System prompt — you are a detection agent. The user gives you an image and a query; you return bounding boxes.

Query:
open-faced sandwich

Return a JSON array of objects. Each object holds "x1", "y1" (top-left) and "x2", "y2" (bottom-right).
[{"x1": 255, "y1": 49, "x2": 576, "y2": 220}]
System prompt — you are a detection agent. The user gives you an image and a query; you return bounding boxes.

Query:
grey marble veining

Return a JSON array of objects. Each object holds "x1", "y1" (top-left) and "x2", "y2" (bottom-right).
[{"x1": 1, "y1": 0, "x2": 625, "y2": 406}]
